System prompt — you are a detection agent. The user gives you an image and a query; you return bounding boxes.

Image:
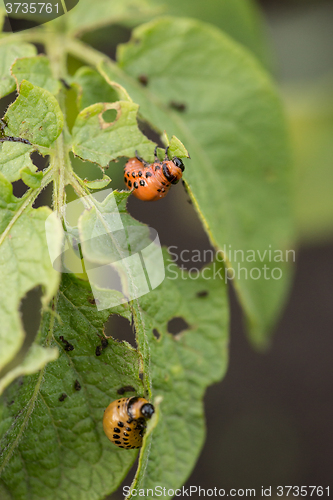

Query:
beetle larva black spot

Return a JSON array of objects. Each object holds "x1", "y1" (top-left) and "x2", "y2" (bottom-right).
[
  {"x1": 114, "y1": 440, "x2": 121, "y2": 445},
  {"x1": 134, "y1": 182, "x2": 138, "y2": 189},
  {"x1": 140, "y1": 180, "x2": 145, "y2": 186},
  {"x1": 128, "y1": 180, "x2": 132, "y2": 188},
  {"x1": 113, "y1": 434, "x2": 120, "y2": 439},
  {"x1": 127, "y1": 172, "x2": 130, "y2": 177},
  {"x1": 126, "y1": 427, "x2": 131, "y2": 432},
  {"x1": 157, "y1": 189, "x2": 161, "y2": 192},
  {"x1": 155, "y1": 165, "x2": 161, "y2": 171},
  {"x1": 138, "y1": 171, "x2": 142, "y2": 176},
  {"x1": 118, "y1": 421, "x2": 124, "y2": 427},
  {"x1": 114, "y1": 427, "x2": 120, "y2": 433},
  {"x1": 124, "y1": 432, "x2": 129, "y2": 436},
  {"x1": 146, "y1": 172, "x2": 152, "y2": 178},
  {"x1": 132, "y1": 172, "x2": 136, "y2": 178}
]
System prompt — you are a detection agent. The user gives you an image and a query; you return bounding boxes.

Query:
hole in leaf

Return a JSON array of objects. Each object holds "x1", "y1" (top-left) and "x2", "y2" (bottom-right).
[
  {"x1": 104, "y1": 314, "x2": 135, "y2": 347},
  {"x1": 137, "y1": 118, "x2": 163, "y2": 146},
  {"x1": 31, "y1": 152, "x2": 49, "y2": 171},
  {"x1": 12, "y1": 178, "x2": 29, "y2": 198},
  {"x1": 0, "y1": 91, "x2": 17, "y2": 111},
  {"x1": 81, "y1": 24, "x2": 131, "y2": 61},
  {"x1": 153, "y1": 328, "x2": 161, "y2": 340},
  {"x1": 0, "y1": 286, "x2": 42, "y2": 379},
  {"x1": 33, "y1": 181, "x2": 52, "y2": 209},
  {"x1": 167, "y1": 317, "x2": 189, "y2": 336},
  {"x1": 102, "y1": 108, "x2": 117, "y2": 123}
]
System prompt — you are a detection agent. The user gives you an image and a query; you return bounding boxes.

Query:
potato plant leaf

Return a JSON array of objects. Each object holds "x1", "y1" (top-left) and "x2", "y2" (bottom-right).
[
  {"x1": 0, "y1": 188, "x2": 228, "y2": 499},
  {"x1": 72, "y1": 100, "x2": 155, "y2": 167},
  {"x1": 0, "y1": 43, "x2": 37, "y2": 99},
  {"x1": 100, "y1": 17, "x2": 294, "y2": 346},
  {"x1": 11, "y1": 56, "x2": 60, "y2": 95},
  {"x1": 0, "y1": 173, "x2": 62, "y2": 375},
  {"x1": 0, "y1": 275, "x2": 142, "y2": 499},
  {"x1": 65, "y1": 0, "x2": 157, "y2": 36},
  {"x1": 4, "y1": 80, "x2": 64, "y2": 149},
  {"x1": 73, "y1": 67, "x2": 119, "y2": 111},
  {"x1": 127, "y1": 258, "x2": 228, "y2": 498},
  {"x1": 0, "y1": 344, "x2": 58, "y2": 396},
  {"x1": 0, "y1": 142, "x2": 34, "y2": 183}
]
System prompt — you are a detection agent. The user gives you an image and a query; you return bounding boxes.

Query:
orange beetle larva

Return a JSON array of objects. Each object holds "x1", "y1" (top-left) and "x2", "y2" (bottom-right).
[{"x1": 103, "y1": 396, "x2": 155, "y2": 449}]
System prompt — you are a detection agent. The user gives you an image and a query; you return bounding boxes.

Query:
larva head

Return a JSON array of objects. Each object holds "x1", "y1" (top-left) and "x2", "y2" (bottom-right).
[
  {"x1": 162, "y1": 157, "x2": 185, "y2": 185},
  {"x1": 127, "y1": 397, "x2": 155, "y2": 420}
]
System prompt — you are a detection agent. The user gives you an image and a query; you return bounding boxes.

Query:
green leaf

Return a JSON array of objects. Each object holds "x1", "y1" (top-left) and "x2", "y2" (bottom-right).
[
  {"x1": 0, "y1": 43, "x2": 37, "y2": 98},
  {"x1": 4, "y1": 80, "x2": 64, "y2": 148},
  {"x1": 65, "y1": 0, "x2": 157, "y2": 36},
  {"x1": 128, "y1": 257, "x2": 228, "y2": 497},
  {"x1": 72, "y1": 100, "x2": 155, "y2": 167},
  {"x1": 0, "y1": 344, "x2": 58, "y2": 396},
  {"x1": 83, "y1": 174, "x2": 111, "y2": 190},
  {"x1": 11, "y1": 55, "x2": 60, "y2": 95},
  {"x1": 76, "y1": 191, "x2": 228, "y2": 495},
  {"x1": 0, "y1": 191, "x2": 228, "y2": 498},
  {"x1": 0, "y1": 174, "x2": 62, "y2": 373},
  {"x1": 0, "y1": 275, "x2": 142, "y2": 499},
  {"x1": 73, "y1": 66, "x2": 119, "y2": 111},
  {"x1": 151, "y1": 0, "x2": 271, "y2": 68},
  {"x1": 168, "y1": 135, "x2": 190, "y2": 158},
  {"x1": 77, "y1": 190, "x2": 155, "y2": 392},
  {"x1": 20, "y1": 166, "x2": 43, "y2": 188},
  {"x1": 100, "y1": 17, "x2": 294, "y2": 347},
  {"x1": 0, "y1": 142, "x2": 34, "y2": 182}
]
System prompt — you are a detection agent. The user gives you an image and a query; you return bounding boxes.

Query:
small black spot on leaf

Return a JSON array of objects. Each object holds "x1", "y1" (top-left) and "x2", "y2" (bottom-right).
[
  {"x1": 169, "y1": 101, "x2": 186, "y2": 112},
  {"x1": 117, "y1": 385, "x2": 135, "y2": 395},
  {"x1": 74, "y1": 380, "x2": 81, "y2": 391},
  {"x1": 101, "y1": 338, "x2": 108, "y2": 349},
  {"x1": 59, "y1": 393, "x2": 67, "y2": 402},
  {"x1": 138, "y1": 74, "x2": 148, "y2": 86},
  {"x1": 95, "y1": 345, "x2": 103, "y2": 356},
  {"x1": 153, "y1": 329, "x2": 161, "y2": 340},
  {"x1": 196, "y1": 290, "x2": 209, "y2": 298}
]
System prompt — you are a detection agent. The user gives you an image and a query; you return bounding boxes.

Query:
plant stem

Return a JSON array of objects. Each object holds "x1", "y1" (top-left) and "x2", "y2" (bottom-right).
[
  {"x1": 44, "y1": 33, "x2": 72, "y2": 216},
  {"x1": 0, "y1": 166, "x2": 53, "y2": 248}
]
